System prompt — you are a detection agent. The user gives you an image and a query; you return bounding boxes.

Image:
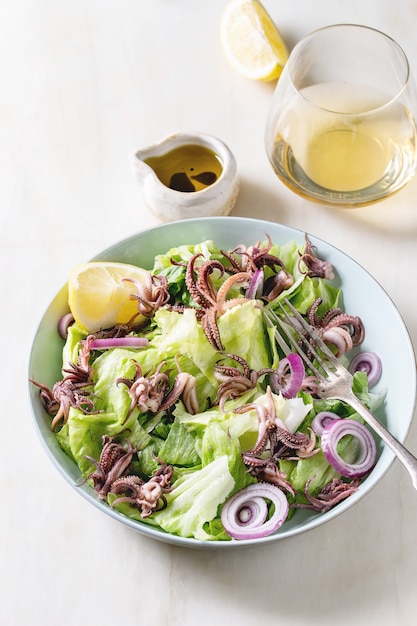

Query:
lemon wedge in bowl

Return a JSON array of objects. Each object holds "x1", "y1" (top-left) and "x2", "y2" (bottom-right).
[
  {"x1": 68, "y1": 261, "x2": 150, "y2": 332},
  {"x1": 220, "y1": 0, "x2": 288, "y2": 81}
]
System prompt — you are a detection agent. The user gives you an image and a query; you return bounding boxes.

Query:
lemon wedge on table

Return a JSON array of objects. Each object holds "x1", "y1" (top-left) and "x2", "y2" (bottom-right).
[
  {"x1": 68, "y1": 261, "x2": 150, "y2": 333},
  {"x1": 220, "y1": 0, "x2": 288, "y2": 81}
]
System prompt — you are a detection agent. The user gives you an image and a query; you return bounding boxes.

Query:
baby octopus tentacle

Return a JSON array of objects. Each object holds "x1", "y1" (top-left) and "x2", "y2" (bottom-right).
[
  {"x1": 202, "y1": 306, "x2": 224, "y2": 351},
  {"x1": 117, "y1": 360, "x2": 170, "y2": 418},
  {"x1": 246, "y1": 234, "x2": 285, "y2": 271},
  {"x1": 273, "y1": 426, "x2": 319, "y2": 460},
  {"x1": 236, "y1": 386, "x2": 319, "y2": 460},
  {"x1": 176, "y1": 239, "x2": 289, "y2": 350},
  {"x1": 79, "y1": 435, "x2": 137, "y2": 499},
  {"x1": 215, "y1": 272, "x2": 251, "y2": 313},
  {"x1": 222, "y1": 235, "x2": 284, "y2": 276},
  {"x1": 249, "y1": 463, "x2": 296, "y2": 496},
  {"x1": 322, "y1": 313, "x2": 365, "y2": 346},
  {"x1": 234, "y1": 386, "x2": 280, "y2": 454},
  {"x1": 180, "y1": 375, "x2": 200, "y2": 415},
  {"x1": 123, "y1": 273, "x2": 170, "y2": 318},
  {"x1": 274, "y1": 426, "x2": 310, "y2": 450},
  {"x1": 110, "y1": 458, "x2": 174, "y2": 518},
  {"x1": 51, "y1": 381, "x2": 97, "y2": 431},
  {"x1": 159, "y1": 356, "x2": 200, "y2": 415},
  {"x1": 214, "y1": 353, "x2": 252, "y2": 380},
  {"x1": 292, "y1": 477, "x2": 361, "y2": 513},
  {"x1": 215, "y1": 378, "x2": 257, "y2": 411},
  {"x1": 242, "y1": 234, "x2": 284, "y2": 271},
  {"x1": 300, "y1": 375, "x2": 322, "y2": 396},
  {"x1": 263, "y1": 269, "x2": 294, "y2": 301},
  {"x1": 110, "y1": 478, "x2": 166, "y2": 518},
  {"x1": 191, "y1": 261, "x2": 246, "y2": 351},
  {"x1": 109, "y1": 475, "x2": 143, "y2": 505},
  {"x1": 31, "y1": 335, "x2": 96, "y2": 431},
  {"x1": 185, "y1": 254, "x2": 213, "y2": 308},
  {"x1": 245, "y1": 234, "x2": 273, "y2": 264},
  {"x1": 320, "y1": 306, "x2": 346, "y2": 327},
  {"x1": 196, "y1": 259, "x2": 225, "y2": 306},
  {"x1": 235, "y1": 403, "x2": 272, "y2": 455},
  {"x1": 220, "y1": 247, "x2": 248, "y2": 274},
  {"x1": 179, "y1": 238, "x2": 291, "y2": 349},
  {"x1": 254, "y1": 253, "x2": 284, "y2": 271},
  {"x1": 307, "y1": 298, "x2": 324, "y2": 328},
  {"x1": 298, "y1": 235, "x2": 335, "y2": 280},
  {"x1": 321, "y1": 326, "x2": 353, "y2": 357},
  {"x1": 236, "y1": 387, "x2": 320, "y2": 490},
  {"x1": 77, "y1": 337, "x2": 95, "y2": 376},
  {"x1": 30, "y1": 363, "x2": 97, "y2": 431},
  {"x1": 214, "y1": 353, "x2": 274, "y2": 410},
  {"x1": 305, "y1": 298, "x2": 365, "y2": 354}
]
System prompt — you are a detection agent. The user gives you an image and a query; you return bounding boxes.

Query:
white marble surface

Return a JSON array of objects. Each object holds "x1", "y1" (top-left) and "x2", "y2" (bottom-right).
[{"x1": 2, "y1": 1, "x2": 417, "y2": 624}]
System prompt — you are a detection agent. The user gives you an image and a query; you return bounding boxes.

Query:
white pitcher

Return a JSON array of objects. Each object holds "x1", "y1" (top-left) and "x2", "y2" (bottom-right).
[{"x1": 129, "y1": 132, "x2": 239, "y2": 222}]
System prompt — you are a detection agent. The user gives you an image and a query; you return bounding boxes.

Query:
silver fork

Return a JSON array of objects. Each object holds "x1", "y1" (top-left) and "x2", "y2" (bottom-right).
[{"x1": 264, "y1": 299, "x2": 417, "y2": 490}]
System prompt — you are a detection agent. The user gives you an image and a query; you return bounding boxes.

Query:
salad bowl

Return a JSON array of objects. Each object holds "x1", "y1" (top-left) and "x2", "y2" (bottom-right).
[{"x1": 27, "y1": 217, "x2": 416, "y2": 548}]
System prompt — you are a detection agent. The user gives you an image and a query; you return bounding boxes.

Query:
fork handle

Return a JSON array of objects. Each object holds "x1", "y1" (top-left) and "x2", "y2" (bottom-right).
[{"x1": 344, "y1": 390, "x2": 417, "y2": 490}]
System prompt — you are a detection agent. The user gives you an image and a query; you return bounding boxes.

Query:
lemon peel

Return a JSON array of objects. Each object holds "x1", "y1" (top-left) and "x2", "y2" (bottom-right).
[
  {"x1": 68, "y1": 261, "x2": 150, "y2": 332},
  {"x1": 220, "y1": 0, "x2": 288, "y2": 81}
]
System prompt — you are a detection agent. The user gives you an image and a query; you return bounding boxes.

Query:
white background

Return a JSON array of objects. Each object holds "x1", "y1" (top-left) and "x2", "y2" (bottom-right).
[{"x1": 1, "y1": 1, "x2": 417, "y2": 625}]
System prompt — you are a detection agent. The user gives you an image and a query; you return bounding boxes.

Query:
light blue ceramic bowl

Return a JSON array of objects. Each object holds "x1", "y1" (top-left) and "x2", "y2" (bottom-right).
[{"x1": 28, "y1": 217, "x2": 416, "y2": 548}]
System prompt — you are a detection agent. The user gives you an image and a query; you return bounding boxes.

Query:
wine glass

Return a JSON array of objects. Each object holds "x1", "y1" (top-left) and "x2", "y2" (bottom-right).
[{"x1": 265, "y1": 24, "x2": 417, "y2": 207}]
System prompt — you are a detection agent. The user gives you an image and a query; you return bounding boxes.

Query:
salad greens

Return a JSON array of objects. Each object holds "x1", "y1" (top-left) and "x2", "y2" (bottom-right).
[{"x1": 48, "y1": 236, "x2": 376, "y2": 541}]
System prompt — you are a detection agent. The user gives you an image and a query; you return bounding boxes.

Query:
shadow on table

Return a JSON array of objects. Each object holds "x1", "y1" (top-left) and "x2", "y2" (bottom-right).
[
  {"x1": 230, "y1": 177, "x2": 302, "y2": 226},
  {"x1": 231, "y1": 175, "x2": 417, "y2": 238},
  {"x1": 165, "y1": 451, "x2": 417, "y2": 624}
]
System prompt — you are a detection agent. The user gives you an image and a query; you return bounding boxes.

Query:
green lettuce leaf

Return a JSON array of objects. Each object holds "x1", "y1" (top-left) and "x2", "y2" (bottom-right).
[
  {"x1": 158, "y1": 415, "x2": 201, "y2": 467},
  {"x1": 151, "y1": 300, "x2": 270, "y2": 385},
  {"x1": 62, "y1": 322, "x2": 88, "y2": 371},
  {"x1": 137, "y1": 421, "x2": 253, "y2": 541},
  {"x1": 217, "y1": 301, "x2": 271, "y2": 371},
  {"x1": 152, "y1": 240, "x2": 222, "y2": 305},
  {"x1": 201, "y1": 421, "x2": 255, "y2": 493},
  {"x1": 174, "y1": 386, "x2": 260, "y2": 451},
  {"x1": 57, "y1": 407, "x2": 150, "y2": 476},
  {"x1": 150, "y1": 455, "x2": 235, "y2": 540}
]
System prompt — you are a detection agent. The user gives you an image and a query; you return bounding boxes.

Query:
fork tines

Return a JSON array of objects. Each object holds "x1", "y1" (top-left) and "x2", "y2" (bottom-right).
[{"x1": 271, "y1": 299, "x2": 341, "y2": 381}]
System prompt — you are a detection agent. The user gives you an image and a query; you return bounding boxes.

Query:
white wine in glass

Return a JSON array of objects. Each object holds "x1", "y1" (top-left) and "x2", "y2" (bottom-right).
[{"x1": 265, "y1": 25, "x2": 417, "y2": 207}]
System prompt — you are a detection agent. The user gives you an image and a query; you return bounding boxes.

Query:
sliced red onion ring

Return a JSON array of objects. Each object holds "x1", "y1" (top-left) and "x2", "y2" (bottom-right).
[
  {"x1": 322, "y1": 326, "x2": 353, "y2": 357},
  {"x1": 349, "y1": 351, "x2": 382, "y2": 387},
  {"x1": 311, "y1": 411, "x2": 341, "y2": 436},
  {"x1": 57, "y1": 313, "x2": 75, "y2": 339},
  {"x1": 270, "y1": 353, "x2": 305, "y2": 399},
  {"x1": 321, "y1": 419, "x2": 377, "y2": 478},
  {"x1": 221, "y1": 483, "x2": 289, "y2": 540},
  {"x1": 88, "y1": 337, "x2": 149, "y2": 350},
  {"x1": 246, "y1": 269, "x2": 264, "y2": 299}
]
